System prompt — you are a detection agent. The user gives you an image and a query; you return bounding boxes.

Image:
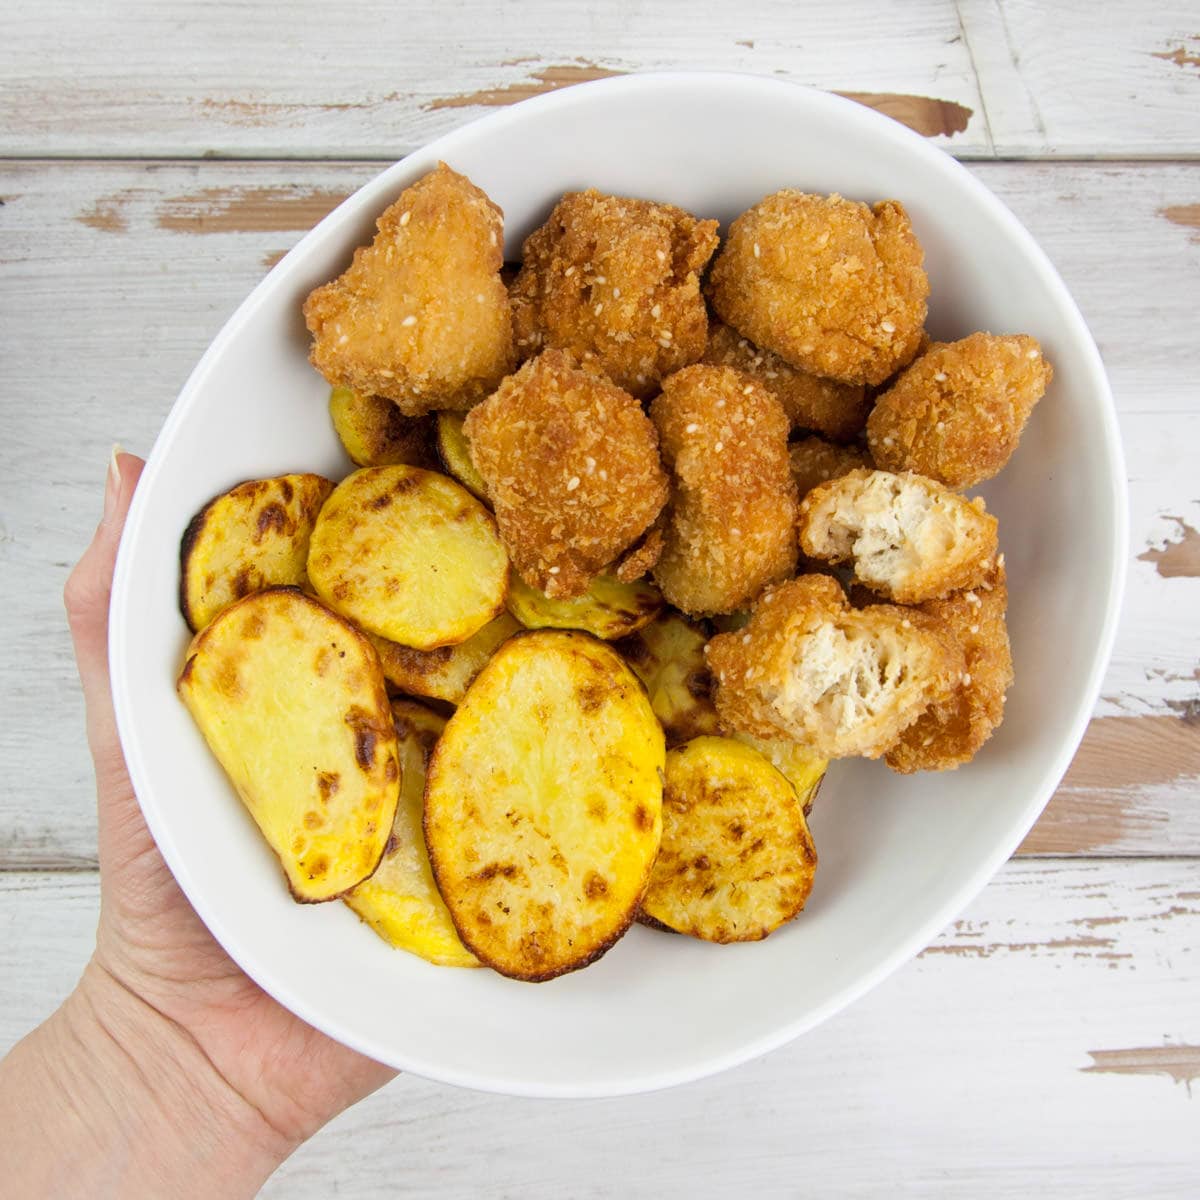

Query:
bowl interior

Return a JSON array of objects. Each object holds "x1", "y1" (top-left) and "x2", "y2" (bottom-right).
[{"x1": 109, "y1": 74, "x2": 1124, "y2": 1098}]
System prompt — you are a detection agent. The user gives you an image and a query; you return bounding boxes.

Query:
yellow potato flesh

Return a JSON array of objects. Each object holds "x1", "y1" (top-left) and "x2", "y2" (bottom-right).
[
  {"x1": 177, "y1": 588, "x2": 400, "y2": 902},
  {"x1": 507, "y1": 572, "x2": 663, "y2": 641},
  {"x1": 328, "y1": 385, "x2": 433, "y2": 468},
  {"x1": 435, "y1": 411, "x2": 489, "y2": 501},
  {"x1": 345, "y1": 701, "x2": 477, "y2": 966},
  {"x1": 424, "y1": 630, "x2": 665, "y2": 981}
]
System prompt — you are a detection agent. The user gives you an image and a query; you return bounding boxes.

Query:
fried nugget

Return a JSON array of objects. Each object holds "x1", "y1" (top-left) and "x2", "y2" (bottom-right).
[
  {"x1": 886, "y1": 563, "x2": 1013, "y2": 772},
  {"x1": 867, "y1": 333, "x2": 1053, "y2": 488},
  {"x1": 650, "y1": 365, "x2": 798, "y2": 615},
  {"x1": 304, "y1": 163, "x2": 515, "y2": 416},
  {"x1": 789, "y1": 436, "x2": 874, "y2": 501},
  {"x1": 702, "y1": 323, "x2": 870, "y2": 441},
  {"x1": 463, "y1": 350, "x2": 669, "y2": 598},
  {"x1": 510, "y1": 190, "x2": 719, "y2": 398},
  {"x1": 706, "y1": 575, "x2": 961, "y2": 759},
  {"x1": 709, "y1": 191, "x2": 928, "y2": 387},
  {"x1": 798, "y1": 468, "x2": 998, "y2": 604}
]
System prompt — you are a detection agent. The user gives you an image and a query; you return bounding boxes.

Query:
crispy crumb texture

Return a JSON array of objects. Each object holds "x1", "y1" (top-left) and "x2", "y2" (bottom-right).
[
  {"x1": 650, "y1": 365, "x2": 798, "y2": 616},
  {"x1": 702, "y1": 323, "x2": 870, "y2": 441},
  {"x1": 510, "y1": 190, "x2": 719, "y2": 398},
  {"x1": 304, "y1": 163, "x2": 515, "y2": 416},
  {"x1": 707, "y1": 575, "x2": 961, "y2": 759},
  {"x1": 709, "y1": 190, "x2": 928, "y2": 387},
  {"x1": 868, "y1": 333, "x2": 1052, "y2": 487},
  {"x1": 464, "y1": 350, "x2": 669, "y2": 598},
  {"x1": 798, "y1": 468, "x2": 998, "y2": 603},
  {"x1": 789, "y1": 436, "x2": 874, "y2": 501}
]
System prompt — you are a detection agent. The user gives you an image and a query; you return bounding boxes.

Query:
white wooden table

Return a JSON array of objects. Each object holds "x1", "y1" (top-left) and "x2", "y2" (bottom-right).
[{"x1": 3, "y1": 3, "x2": 1198, "y2": 1194}]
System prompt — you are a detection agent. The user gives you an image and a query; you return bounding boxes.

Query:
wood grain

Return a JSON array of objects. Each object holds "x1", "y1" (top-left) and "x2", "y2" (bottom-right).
[
  {"x1": 2, "y1": 861, "x2": 1196, "y2": 1195},
  {"x1": 1, "y1": 158, "x2": 1198, "y2": 865}
]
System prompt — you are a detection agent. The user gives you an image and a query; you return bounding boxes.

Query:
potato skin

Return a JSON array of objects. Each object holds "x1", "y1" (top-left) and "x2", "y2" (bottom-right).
[
  {"x1": 179, "y1": 473, "x2": 334, "y2": 633},
  {"x1": 329, "y1": 386, "x2": 438, "y2": 469},
  {"x1": 177, "y1": 587, "x2": 400, "y2": 903},
  {"x1": 423, "y1": 629, "x2": 664, "y2": 981}
]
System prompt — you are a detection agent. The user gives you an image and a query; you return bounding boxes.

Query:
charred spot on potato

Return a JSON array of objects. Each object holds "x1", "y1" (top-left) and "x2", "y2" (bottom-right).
[
  {"x1": 216, "y1": 659, "x2": 242, "y2": 698},
  {"x1": 686, "y1": 669, "x2": 713, "y2": 699},
  {"x1": 254, "y1": 502, "x2": 290, "y2": 542},
  {"x1": 367, "y1": 491, "x2": 393, "y2": 510},
  {"x1": 316, "y1": 770, "x2": 340, "y2": 802},
  {"x1": 633, "y1": 803, "x2": 653, "y2": 832},
  {"x1": 308, "y1": 855, "x2": 329, "y2": 879},
  {"x1": 279, "y1": 479, "x2": 294, "y2": 503},
  {"x1": 384, "y1": 756, "x2": 399, "y2": 782},
  {"x1": 241, "y1": 612, "x2": 266, "y2": 640},
  {"x1": 231, "y1": 567, "x2": 256, "y2": 599},
  {"x1": 303, "y1": 810, "x2": 324, "y2": 830},
  {"x1": 584, "y1": 872, "x2": 609, "y2": 899},
  {"x1": 576, "y1": 680, "x2": 608, "y2": 714}
]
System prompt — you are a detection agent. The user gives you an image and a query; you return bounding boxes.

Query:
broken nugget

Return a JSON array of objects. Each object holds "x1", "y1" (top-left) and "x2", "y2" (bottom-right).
[
  {"x1": 464, "y1": 350, "x2": 670, "y2": 598},
  {"x1": 867, "y1": 333, "x2": 1053, "y2": 488},
  {"x1": 510, "y1": 190, "x2": 719, "y2": 398},
  {"x1": 304, "y1": 163, "x2": 515, "y2": 416},
  {"x1": 709, "y1": 190, "x2": 928, "y2": 387},
  {"x1": 650, "y1": 365, "x2": 798, "y2": 615}
]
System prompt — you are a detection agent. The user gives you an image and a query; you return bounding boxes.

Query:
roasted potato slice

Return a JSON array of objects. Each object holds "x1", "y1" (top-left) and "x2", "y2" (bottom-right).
[
  {"x1": 179, "y1": 473, "x2": 334, "y2": 632},
  {"x1": 424, "y1": 630, "x2": 665, "y2": 981},
  {"x1": 641, "y1": 737, "x2": 817, "y2": 942},
  {"x1": 307, "y1": 465, "x2": 509, "y2": 650},
  {"x1": 345, "y1": 701, "x2": 478, "y2": 966},
  {"x1": 507, "y1": 572, "x2": 663, "y2": 641},
  {"x1": 435, "y1": 411, "x2": 489, "y2": 501},
  {"x1": 367, "y1": 611, "x2": 521, "y2": 704},
  {"x1": 614, "y1": 611, "x2": 718, "y2": 745},
  {"x1": 727, "y1": 732, "x2": 828, "y2": 816},
  {"x1": 329, "y1": 385, "x2": 437, "y2": 469},
  {"x1": 177, "y1": 588, "x2": 400, "y2": 902}
]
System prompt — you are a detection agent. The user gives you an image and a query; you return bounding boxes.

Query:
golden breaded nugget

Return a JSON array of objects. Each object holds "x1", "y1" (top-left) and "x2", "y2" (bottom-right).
[
  {"x1": 706, "y1": 575, "x2": 961, "y2": 758},
  {"x1": 867, "y1": 333, "x2": 1053, "y2": 488},
  {"x1": 510, "y1": 190, "x2": 719, "y2": 398},
  {"x1": 709, "y1": 191, "x2": 928, "y2": 386},
  {"x1": 650, "y1": 365, "x2": 798, "y2": 615},
  {"x1": 886, "y1": 564, "x2": 1013, "y2": 772},
  {"x1": 613, "y1": 523, "x2": 665, "y2": 583},
  {"x1": 328, "y1": 386, "x2": 437, "y2": 469},
  {"x1": 798, "y1": 468, "x2": 998, "y2": 604},
  {"x1": 304, "y1": 163, "x2": 514, "y2": 416},
  {"x1": 702, "y1": 323, "x2": 869, "y2": 441},
  {"x1": 463, "y1": 350, "x2": 669, "y2": 598},
  {"x1": 788, "y1": 436, "x2": 874, "y2": 501}
]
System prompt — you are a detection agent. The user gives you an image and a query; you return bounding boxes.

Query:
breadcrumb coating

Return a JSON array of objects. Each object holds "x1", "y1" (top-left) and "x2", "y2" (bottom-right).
[
  {"x1": 463, "y1": 350, "x2": 669, "y2": 599},
  {"x1": 510, "y1": 190, "x2": 719, "y2": 398},
  {"x1": 706, "y1": 575, "x2": 961, "y2": 759},
  {"x1": 868, "y1": 333, "x2": 1052, "y2": 487},
  {"x1": 798, "y1": 468, "x2": 998, "y2": 604},
  {"x1": 702, "y1": 323, "x2": 870, "y2": 441},
  {"x1": 614, "y1": 523, "x2": 665, "y2": 583},
  {"x1": 885, "y1": 563, "x2": 1013, "y2": 771},
  {"x1": 650, "y1": 365, "x2": 798, "y2": 615},
  {"x1": 789, "y1": 436, "x2": 874, "y2": 501},
  {"x1": 709, "y1": 191, "x2": 928, "y2": 387},
  {"x1": 304, "y1": 163, "x2": 515, "y2": 416}
]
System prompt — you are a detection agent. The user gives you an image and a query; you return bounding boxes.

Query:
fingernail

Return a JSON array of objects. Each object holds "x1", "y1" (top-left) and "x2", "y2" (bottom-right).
[{"x1": 102, "y1": 444, "x2": 124, "y2": 524}]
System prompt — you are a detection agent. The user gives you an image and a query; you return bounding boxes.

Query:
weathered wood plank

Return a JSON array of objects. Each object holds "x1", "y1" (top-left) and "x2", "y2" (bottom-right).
[
  {"x1": 2, "y1": 861, "x2": 1196, "y2": 1195},
  {"x1": 1, "y1": 158, "x2": 1197, "y2": 865}
]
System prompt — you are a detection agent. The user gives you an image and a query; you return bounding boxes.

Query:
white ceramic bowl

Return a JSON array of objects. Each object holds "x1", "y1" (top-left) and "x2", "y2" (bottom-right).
[{"x1": 109, "y1": 73, "x2": 1126, "y2": 1098}]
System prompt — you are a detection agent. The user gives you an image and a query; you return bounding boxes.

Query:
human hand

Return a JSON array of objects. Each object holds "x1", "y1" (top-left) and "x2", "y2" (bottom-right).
[{"x1": 0, "y1": 451, "x2": 395, "y2": 1198}]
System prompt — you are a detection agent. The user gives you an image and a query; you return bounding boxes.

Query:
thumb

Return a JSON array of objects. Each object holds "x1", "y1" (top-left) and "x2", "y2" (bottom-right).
[{"x1": 65, "y1": 449, "x2": 146, "y2": 794}]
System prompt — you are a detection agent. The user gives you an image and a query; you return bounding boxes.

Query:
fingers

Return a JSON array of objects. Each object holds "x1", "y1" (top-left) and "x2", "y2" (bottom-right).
[{"x1": 65, "y1": 450, "x2": 146, "y2": 791}]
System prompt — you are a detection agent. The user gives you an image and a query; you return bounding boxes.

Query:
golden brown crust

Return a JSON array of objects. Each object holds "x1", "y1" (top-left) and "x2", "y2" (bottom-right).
[
  {"x1": 463, "y1": 350, "x2": 669, "y2": 598},
  {"x1": 706, "y1": 575, "x2": 962, "y2": 758},
  {"x1": 788, "y1": 436, "x2": 874, "y2": 501},
  {"x1": 702, "y1": 323, "x2": 870, "y2": 441},
  {"x1": 304, "y1": 163, "x2": 515, "y2": 415},
  {"x1": 885, "y1": 563, "x2": 1014, "y2": 771},
  {"x1": 867, "y1": 333, "x2": 1053, "y2": 487},
  {"x1": 650, "y1": 365, "x2": 799, "y2": 615},
  {"x1": 510, "y1": 190, "x2": 719, "y2": 398},
  {"x1": 709, "y1": 191, "x2": 928, "y2": 387},
  {"x1": 613, "y1": 523, "x2": 665, "y2": 583},
  {"x1": 797, "y1": 468, "x2": 999, "y2": 604}
]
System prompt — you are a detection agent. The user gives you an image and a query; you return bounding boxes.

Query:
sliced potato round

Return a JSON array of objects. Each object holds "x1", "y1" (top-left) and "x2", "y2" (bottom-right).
[
  {"x1": 642, "y1": 736, "x2": 817, "y2": 943},
  {"x1": 507, "y1": 572, "x2": 663, "y2": 641},
  {"x1": 180, "y1": 473, "x2": 334, "y2": 632},
  {"x1": 177, "y1": 588, "x2": 400, "y2": 902},
  {"x1": 424, "y1": 630, "x2": 665, "y2": 981},
  {"x1": 345, "y1": 701, "x2": 477, "y2": 966},
  {"x1": 728, "y1": 731, "x2": 828, "y2": 816},
  {"x1": 329, "y1": 385, "x2": 436, "y2": 469},
  {"x1": 615, "y1": 611, "x2": 719, "y2": 745},
  {"x1": 435, "y1": 411, "x2": 489, "y2": 501},
  {"x1": 367, "y1": 611, "x2": 521, "y2": 705},
  {"x1": 307, "y1": 465, "x2": 509, "y2": 650}
]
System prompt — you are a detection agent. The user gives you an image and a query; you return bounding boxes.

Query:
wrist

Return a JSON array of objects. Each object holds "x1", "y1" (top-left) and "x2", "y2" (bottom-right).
[{"x1": 0, "y1": 962, "x2": 293, "y2": 1198}]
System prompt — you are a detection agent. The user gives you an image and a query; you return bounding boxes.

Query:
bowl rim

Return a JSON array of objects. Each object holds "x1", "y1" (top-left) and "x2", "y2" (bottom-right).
[{"x1": 108, "y1": 70, "x2": 1129, "y2": 1097}]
